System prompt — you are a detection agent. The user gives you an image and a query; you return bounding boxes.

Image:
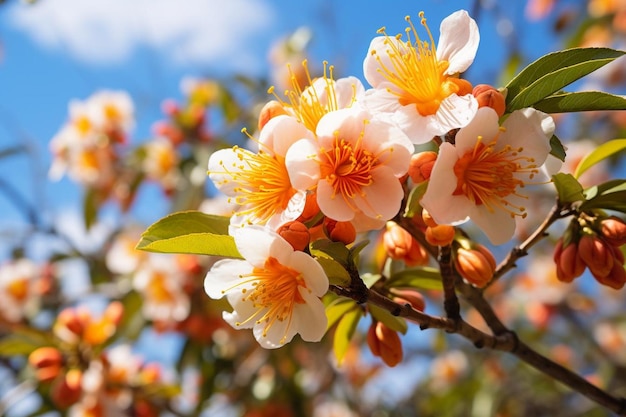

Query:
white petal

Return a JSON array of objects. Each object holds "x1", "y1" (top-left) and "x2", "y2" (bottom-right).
[
  {"x1": 437, "y1": 10, "x2": 480, "y2": 74},
  {"x1": 335, "y1": 76, "x2": 365, "y2": 107},
  {"x1": 223, "y1": 296, "x2": 261, "y2": 330},
  {"x1": 266, "y1": 190, "x2": 307, "y2": 230},
  {"x1": 357, "y1": 167, "x2": 404, "y2": 221},
  {"x1": 234, "y1": 226, "x2": 292, "y2": 267},
  {"x1": 427, "y1": 94, "x2": 478, "y2": 137},
  {"x1": 351, "y1": 211, "x2": 386, "y2": 232},
  {"x1": 500, "y1": 108, "x2": 553, "y2": 165},
  {"x1": 293, "y1": 290, "x2": 328, "y2": 342},
  {"x1": 287, "y1": 251, "x2": 329, "y2": 297},
  {"x1": 454, "y1": 107, "x2": 500, "y2": 154},
  {"x1": 316, "y1": 180, "x2": 355, "y2": 222},
  {"x1": 469, "y1": 204, "x2": 516, "y2": 245},
  {"x1": 363, "y1": 36, "x2": 392, "y2": 87},
  {"x1": 207, "y1": 147, "x2": 251, "y2": 196},
  {"x1": 393, "y1": 106, "x2": 435, "y2": 144},
  {"x1": 259, "y1": 115, "x2": 314, "y2": 156},
  {"x1": 362, "y1": 86, "x2": 402, "y2": 114},
  {"x1": 362, "y1": 119, "x2": 413, "y2": 176},
  {"x1": 421, "y1": 143, "x2": 472, "y2": 225},
  {"x1": 204, "y1": 260, "x2": 252, "y2": 299},
  {"x1": 253, "y1": 316, "x2": 296, "y2": 349},
  {"x1": 316, "y1": 107, "x2": 368, "y2": 142},
  {"x1": 285, "y1": 138, "x2": 320, "y2": 191}
]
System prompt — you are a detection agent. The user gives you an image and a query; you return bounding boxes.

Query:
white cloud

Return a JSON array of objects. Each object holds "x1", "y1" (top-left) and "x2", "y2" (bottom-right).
[{"x1": 6, "y1": 0, "x2": 275, "y2": 68}]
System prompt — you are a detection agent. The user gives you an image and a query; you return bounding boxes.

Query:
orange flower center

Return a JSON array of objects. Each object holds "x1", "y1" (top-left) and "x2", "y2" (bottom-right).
[
  {"x1": 373, "y1": 13, "x2": 472, "y2": 116},
  {"x1": 319, "y1": 132, "x2": 380, "y2": 211},
  {"x1": 146, "y1": 272, "x2": 176, "y2": 303},
  {"x1": 7, "y1": 278, "x2": 29, "y2": 302},
  {"x1": 232, "y1": 256, "x2": 308, "y2": 344},
  {"x1": 452, "y1": 133, "x2": 539, "y2": 218}
]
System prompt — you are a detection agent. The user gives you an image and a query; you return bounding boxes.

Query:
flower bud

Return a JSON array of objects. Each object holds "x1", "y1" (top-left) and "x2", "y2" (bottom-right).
[
  {"x1": 297, "y1": 192, "x2": 321, "y2": 224},
  {"x1": 277, "y1": 221, "x2": 311, "y2": 251},
  {"x1": 425, "y1": 224, "x2": 455, "y2": 247},
  {"x1": 600, "y1": 216, "x2": 626, "y2": 247},
  {"x1": 29, "y1": 347, "x2": 63, "y2": 383},
  {"x1": 390, "y1": 288, "x2": 426, "y2": 311},
  {"x1": 383, "y1": 222, "x2": 429, "y2": 266},
  {"x1": 408, "y1": 151, "x2": 438, "y2": 183},
  {"x1": 421, "y1": 208, "x2": 438, "y2": 228},
  {"x1": 51, "y1": 369, "x2": 83, "y2": 409},
  {"x1": 553, "y1": 239, "x2": 585, "y2": 283},
  {"x1": 472, "y1": 84, "x2": 506, "y2": 117},
  {"x1": 578, "y1": 234, "x2": 614, "y2": 278},
  {"x1": 592, "y1": 246, "x2": 626, "y2": 289},
  {"x1": 367, "y1": 321, "x2": 403, "y2": 367},
  {"x1": 324, "y1": 219, "x2": 356, "y2": 245},
  {"x1": 258, "y1": 100, "x2": 288, "y2": 131},
  {"x1": 454, "y1": 245, "x2": 496, "y2": 288}
]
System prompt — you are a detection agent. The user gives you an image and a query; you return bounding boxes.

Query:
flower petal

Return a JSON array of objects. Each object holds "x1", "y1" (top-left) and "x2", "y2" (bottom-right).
[
  {"x1": 285, "y1": 138, "x2": 320, "y2": 191},
  {"x1": 253, "y1": 315, "x2": 296, "y2": 349},
  {"x1": 499, "y1": 108, "x2": 553, "y2": 165},
  {"x1": 287, "y1": 251, "x2": 328, "y2": 297},
  {"x1": 316, "y1": 180, "x2": 355, "y2": 222},
  {"x1": 207, "y1": 147, "x2": 251, "y2": 196},
  {"x1": 293, "y1": 290, "x2": 328, "y2": 342},
  {"x1": 223, "y1": 296, "x2": 261, "y2": 330},
  {"x1": 259, "y1": 115, "x2": 314, "y2": 157},
  {"x1": 437, "y1": 10, "x2": 480, "y2": 74},
  {"x1": 469, "y1": 204, "x2": 516, "y2": 245},
  {"x1": 233, "y1": 226, "x2": 292, "y2": 267},
  {"x1": 204, "y1": 259, "x2": 253, "y2": 299},
  {"x1": 454, "y1": 107, "x2": 500, "y2": 154},
  {"x1": 363, "y1": 36, "x2": 392, "y2": 87},
  {"x1": 357, "y1": 166, "x2": 404, "y2": 221}
]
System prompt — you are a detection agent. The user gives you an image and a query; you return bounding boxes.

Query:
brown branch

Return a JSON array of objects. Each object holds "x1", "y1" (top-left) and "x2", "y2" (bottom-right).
[{"x1": 439, "y1": 245, "x2": 461, "y2": 321}]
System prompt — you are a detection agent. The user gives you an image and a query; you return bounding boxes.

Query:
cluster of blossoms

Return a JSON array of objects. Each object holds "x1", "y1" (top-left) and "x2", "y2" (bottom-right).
[
  {"x1": 203, "y1": 9, "x2": 557, "y2": 350},
  {"x1": 554, "y1": 214, "x2": 626, "y2": 289},
  {"x1": 27, "y1": 302, "x2": 170, "y2": 416},
  {"x1": 0, "y1": 258, "x2": 46, "y2": 323}
]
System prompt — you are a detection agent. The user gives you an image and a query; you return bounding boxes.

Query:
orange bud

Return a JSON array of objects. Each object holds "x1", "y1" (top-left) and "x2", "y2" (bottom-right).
[
  {"x1": 472, "y1": 84, "x2": 506, "y2": 117},
  {"x1": 390, "y1": 288, "x2": 426, "y2": 311},
  {"x1": 324, "y1": 219, "x2": 356, "y2": 245},
  {"x1": 383, "y1": 222, "x2": 429, "y2": 266},
  {"x1": 425, "y1": 224, "x2": 455, "y2": 246},
  {"x1": 592, "y1": 246, "x2": 626, "y2": 289},
  {"x1": 454, "y1": 246, "x2": 496, "y2": 288},
  {"x1": 600, "y1": 216, "x2": 626, "y2": 247},
  {"x1": 553, "y1": 239, "x2": 585, "y2": 283},
  {"x1": 366, "y1": 321, "x2": 403, "y2": 367},
  {"x1": 29, "y1": 347, "x2": 64, "y2": 383},
  {"x1": 103, "y1": 301, "x2": 124, "y2": 327},
  {"x1": 408, "y1": 151, "x2": 438, "y2": 183},
  {"x1": 258, "y1": 100, "x2": 288, "y2": 131},
  {"x1": 277, "y1": 221, "x2": 311, "y2": 251},
  {"x1": 297, "y1": 192, "x2": 321, "y2": 224},
  {"x1": 51, "y1": 369, "x2": 83, "y2": 409},
  {"x1": 578, "y1": 234, "x2": 614, "y2": 278},
  {"x1": 421, "y1": 209, "x2": 438, "y2": 228}
]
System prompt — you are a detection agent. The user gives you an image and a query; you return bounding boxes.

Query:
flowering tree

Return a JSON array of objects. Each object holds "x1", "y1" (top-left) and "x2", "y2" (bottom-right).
[{"x1": 1, "y1": 2, "x2": 626, "y2": 416}]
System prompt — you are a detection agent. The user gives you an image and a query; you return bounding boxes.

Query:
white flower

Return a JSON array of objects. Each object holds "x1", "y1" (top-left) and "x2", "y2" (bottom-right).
[
  {"x1": 208, "y1": 115, "x2": 313, "y2": 228},
  {"x1": 285, "y1": 107, "x2": 413, "y2": 227},
  {"x1": 421, "y1": 107, "x2": 554, "y2": 245},
  {"x1": 362, "y1": 10, "x2": 479, "y2": 144},
  {"x1": 204, "y1": 226, "x2": 328, "y2": 349},
  {"x1": 0, "y1": 259, "x2": 40, "y2": 322}
]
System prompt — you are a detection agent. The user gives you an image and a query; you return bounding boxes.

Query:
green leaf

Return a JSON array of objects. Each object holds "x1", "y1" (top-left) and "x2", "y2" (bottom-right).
[
  {"x1": 0, "y1": 328, "x2": 54, "y2": 356},
  {"x1": 368, "y1": 304, "x2": 408, "y2": 334},
  {"x1": 505, "y1": 47, "x2": 625, "y2": 111},
  {"x1": 533, "y1": 91, "x2": 626, "y2": 113},
  {"x1": 136, "y1": 211, "x2": 241, "y2": 258},
  {"x1": 552, "y1": 173, "x2": 585, "y2": 203},
  {"x1": 362, "y1": 273, "x2": 382, "y2": 289},
  {"x1": 404, "y1": 181, "x2": 428, "y2": 218},
  {"x1": 333, "y1": 307, "x2": 362, "y2": 365},
  {"x1": 574, "y1": 139, "x2": 626, "y2": 179},
  {"x1": 549, "y1": 134, "x2": 567, "y2": 162},
  {"x1": 581, "y1": 180, "x2": 626, "y2": 213},
  {"x1": 316, "y1": 257, "x2": 351, "y2": 286},
  {"x1": 385, "y1": 267, "x2": 443, "y2": 290},
  {"x1": 83, "y1": 186, "x2": 98, "y2": 230},
  {"x1": 310, "y1": 239, "x2": 350, "y2": 266},
  {"x1": 326, "y1": 298, "x2": 359, "y2": 330}
]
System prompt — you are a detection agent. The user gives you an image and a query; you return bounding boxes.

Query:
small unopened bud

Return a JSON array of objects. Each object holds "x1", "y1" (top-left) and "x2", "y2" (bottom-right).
[
  {"x1": 277, "y1": 221, "x2": 310, "y2": 251},
  {"x1": 390, "y1": 288, "x2": 426, "y2": 311},
  {"x1": 592, "y1": 245, "x2": 626, "y2": 289},
  {"x1": 367, "y1": 321, "x2": 403, "y2": 367},
  {"x1": 258, "y1": 100, "x2": 288, "y2": 131},
  {"x1": 51, "y1": 369, "x2": 83, "y2": 409},
  {"x1": 103, "y1": 301, "x2": 124, "y2": 326},
  {"x1": 324, "y1": 219, "x2": 356, "y2": 245},
  {"x1": 421, "y1": 209, "x2": 438, "y2": 228},
  {"x1": 29, "y1": 347, "x2": 63, "y2": 383},
  {"x1": 383, "y1": 222, "x2": 429, "y2": 266},
  {"x1": 297, "y1": 192, "x2": 321, "y2": 224},
  {"x1": 553, "y1": 239, "x2": 585, "y2": 283},
  {"x1": 454, "y1": 245, "x2": 496, "y2": 288},
  {"x1": 600, "y1": 216, "x2": 626, "y2": 247},
  {"x1": 472, "y1": 84, "x2": 506, "y2": 117},
  {"x1": 408, "y1": 151, "x2": 438, "y2": 183},
  {"x1": 578, "y1": 234, "x2": 614, "y2": 278},
  {"x1": 425, "y1": 224, "x2": 455, "y2": 246}
]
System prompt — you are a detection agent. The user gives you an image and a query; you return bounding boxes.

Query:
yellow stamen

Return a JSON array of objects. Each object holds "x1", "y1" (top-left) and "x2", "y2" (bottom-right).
[
  {"x1": 268, "y1": 60, "x2": 357, "y2": 132},
  {"x1": 211, "y1": 146, "x2": 296, "y2": 224},
  {"x1": 453, "y1": 128, "x2": 539, "y2": 218},
  {"x1": 372, "y1": 12, "x2": 472, "y2": 116}
]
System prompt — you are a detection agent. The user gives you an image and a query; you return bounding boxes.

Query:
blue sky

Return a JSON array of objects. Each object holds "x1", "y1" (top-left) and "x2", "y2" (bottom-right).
[{"x1": 0, "y1": 0, "x2": 564, "y2": 258}]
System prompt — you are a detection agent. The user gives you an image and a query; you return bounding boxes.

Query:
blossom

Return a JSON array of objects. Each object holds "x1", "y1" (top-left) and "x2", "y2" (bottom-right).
[
  {"x1": 362, "y1": 10, "x2": 479, "y2": 144},
  {"x1": 208, "y1": 115, "x2": 313, "y2": 228},
  {"x1": 421, "y1": 107, "x2": 554, "y2": 245},
  {"x1": 204, "y1": 226, "x2": 328, "y2": 348},
  {"x1": 285, "y1": 107, "x2": 413, "y2": 227},
  {"x1": 269, "y1": 60, "x2": 365, "y2": 132},
  {"x1": 0, "y1": 258, "x2": 41, "y2": 322}
]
